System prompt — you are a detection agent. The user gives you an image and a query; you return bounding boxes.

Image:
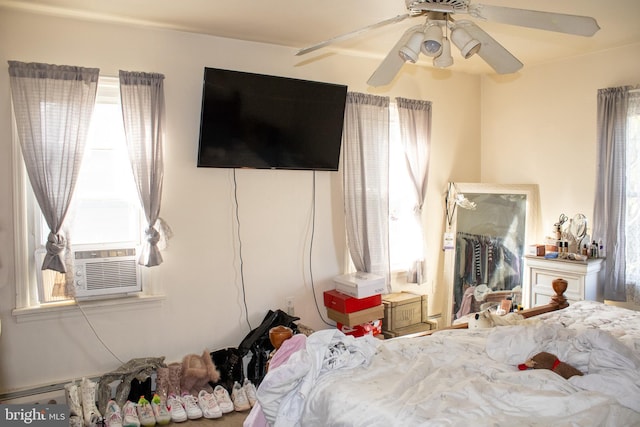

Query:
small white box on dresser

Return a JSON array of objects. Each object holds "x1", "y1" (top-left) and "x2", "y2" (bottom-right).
[{"x1": 525, "y1": 256, "x2": 604, "y2": 307}]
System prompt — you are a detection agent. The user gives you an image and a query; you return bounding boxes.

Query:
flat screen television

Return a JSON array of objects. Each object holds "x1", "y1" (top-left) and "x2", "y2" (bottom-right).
[{"x1": 197, "y1": 67, "x2": 348, "y2": 171}]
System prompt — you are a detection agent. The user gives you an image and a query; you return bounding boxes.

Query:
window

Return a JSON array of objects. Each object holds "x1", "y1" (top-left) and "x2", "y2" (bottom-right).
[
  {"x1": 626, "y1": 92, "x2": 640, "y2": 296},
  {"x1": 17, "y1": 76, "x2": 143, "y2": 306},
  {"x1": 63, "y1": 78, "x2": 141, "y2": 246},
  {"x1": 595, "y1": 87, "x2": 640, "y2": 303},
  {"x1": 389, "y1": 103, "x2": 424, "y2": 273}
]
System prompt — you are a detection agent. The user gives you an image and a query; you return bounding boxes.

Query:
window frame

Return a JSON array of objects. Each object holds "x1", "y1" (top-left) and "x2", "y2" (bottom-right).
[{"x1": 10, "y1": 76, "x2": 163, "y2": 319}]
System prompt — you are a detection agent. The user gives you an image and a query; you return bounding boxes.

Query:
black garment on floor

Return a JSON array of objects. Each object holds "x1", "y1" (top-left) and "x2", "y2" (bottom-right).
[
  {"x1": 238, "y1": 309, "x2": 299, "y2": 386},
  {"x1": 127, "y1": 377, "x2": 152, "y2": 403},
  {"x1": 210, "y1": 347, "x2": 244, "y2": 393}
]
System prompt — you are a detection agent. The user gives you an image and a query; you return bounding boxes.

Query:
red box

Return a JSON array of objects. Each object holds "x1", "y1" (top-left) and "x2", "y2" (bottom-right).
[
  {"x1": 337, "y1": 319, "x2": 382, "y2": 337},
  {"x1": 324, "y1": 289, "x2": 382, "y2": 313}
]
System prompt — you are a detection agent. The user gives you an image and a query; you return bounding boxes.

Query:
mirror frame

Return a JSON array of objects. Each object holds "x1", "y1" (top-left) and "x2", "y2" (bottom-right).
[{"x1": 442, "y1": 183, "x2": 541, "y2": 327}]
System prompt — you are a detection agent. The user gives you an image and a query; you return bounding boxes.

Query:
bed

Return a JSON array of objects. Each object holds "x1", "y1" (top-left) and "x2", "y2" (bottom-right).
[{"x1": 244, "y1": 288, "x2": 640, "y2": 427}]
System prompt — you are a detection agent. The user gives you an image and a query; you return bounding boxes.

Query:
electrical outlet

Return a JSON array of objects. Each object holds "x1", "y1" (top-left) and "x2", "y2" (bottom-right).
[{"x1": 286, "y1": 297, "x2": 295, "y2": 316}]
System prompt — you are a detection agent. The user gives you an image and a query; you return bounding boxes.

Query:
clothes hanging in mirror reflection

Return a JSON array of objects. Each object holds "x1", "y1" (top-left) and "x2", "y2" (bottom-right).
[{"x1": 454, "y1": 231, "x2": 522, "y2": 319}]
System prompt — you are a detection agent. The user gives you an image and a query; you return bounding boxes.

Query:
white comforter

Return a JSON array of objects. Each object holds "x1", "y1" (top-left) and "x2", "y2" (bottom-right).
[{"x1": 257, "y1": 302, "x2": 640, "y2": 427}]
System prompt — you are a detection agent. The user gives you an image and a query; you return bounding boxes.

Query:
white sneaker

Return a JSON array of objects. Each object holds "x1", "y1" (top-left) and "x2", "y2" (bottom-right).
[
  {"x1": 166, "y1": 393, "x2": 187, "y2": 423},
  {"x1": 150, "y1": 394, "x2": 171, "y2": 425},
  {"x1": 104, "y1": 400, "x2": 123, "y2": 427},
  {"x1": 69, "y1": 415, "x2": 83, "y2": 427},
  {"x1": 180, "y1": 392, "x2": 203, "y2": 420},
  {"x1": 213, "y1": 385, "x2": 234, "y2": 414},
  {"x1": 197, "y1": 389, "x2": 222, "y2": 419},
  {"x1": 231, "y1": 381, "x2": 251, "y2": 412},
  {"x1": 122, "y1": 401, "x2": 140, "y2": 427},
  {"x1": 64, "y1": 382, "x2": 83, "y2": 425},
  {"x1": 136, "y1": 396, "x2": 156, "y2": 427},
  {"x1": 81, "y1": 377, "x2": 102, "y2": 427},
  {"x1": 243, "y1": 378, "x2": 258, "y2": 407}
]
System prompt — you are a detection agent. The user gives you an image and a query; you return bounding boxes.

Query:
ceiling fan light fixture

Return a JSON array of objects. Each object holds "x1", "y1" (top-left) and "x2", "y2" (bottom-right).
[
  {"x1": 420, "y1": 23, "x2": 443, "y2": 57},
  {"x1": 433, "y1": 36, "x2": 453, "y2": 68},
  {"x1": 451, "y1": 26, "x2": 481, "y2": 59},
  {"x1": 297, "y1": 1, "x2": 601, "y2": 86},
  {"x1": 398, "y1": 31, "x2": 425, "y2": 63}
]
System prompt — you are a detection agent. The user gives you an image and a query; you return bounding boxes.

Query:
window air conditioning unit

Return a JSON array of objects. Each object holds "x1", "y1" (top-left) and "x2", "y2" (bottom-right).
[
  {"x1": 35, "y1": 246, "x2": 142, "y2": 301},
  {"x1": 73, "y1": 246, "x2": 142, "y2": 299}
]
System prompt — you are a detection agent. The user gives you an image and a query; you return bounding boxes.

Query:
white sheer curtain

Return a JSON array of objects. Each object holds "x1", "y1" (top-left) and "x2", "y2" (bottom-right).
[
  {"x1": 593, "y1": 86, "x2": 630, "y2": 301},
  {"x1": 396, "y1": 97, "x2": 432, "y2": 282},
  {"x1": 8, "y1": 61, "x2": 99, "y2": 274},
  {"x1": 119, "y1": 70, "x2": 168, "y2": 267},
  {"x1": 626, "y1": 91, "x2": 640, "y2": 302},
  {"x1": 342, "y1": 92, "x2": 390, "y2": 290}
]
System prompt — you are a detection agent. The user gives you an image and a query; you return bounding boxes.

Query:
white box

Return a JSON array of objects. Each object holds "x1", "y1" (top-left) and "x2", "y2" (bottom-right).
[{"x1": 334, "y1": 272, "x2": 385, "y2": 299}]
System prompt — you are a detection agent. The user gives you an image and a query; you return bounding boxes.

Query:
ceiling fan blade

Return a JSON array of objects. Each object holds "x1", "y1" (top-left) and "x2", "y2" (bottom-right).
[
  {"x1": 296, "y1": 14, "x2": 411, "y2": 56},
  {"x1": 468, "y1": 4, "x2": 600, "y2": 36},
  {"x1": 367, "y1": 24, "x2": 424, "y2": 87},
  {"x1": 457, "y1": 20, "x2": 523, "y2": 74}
]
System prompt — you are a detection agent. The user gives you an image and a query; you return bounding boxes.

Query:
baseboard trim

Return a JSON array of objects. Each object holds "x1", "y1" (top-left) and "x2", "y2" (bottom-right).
[{"x1": 0, "y1": 377, "x2": 99, "y2": 404}]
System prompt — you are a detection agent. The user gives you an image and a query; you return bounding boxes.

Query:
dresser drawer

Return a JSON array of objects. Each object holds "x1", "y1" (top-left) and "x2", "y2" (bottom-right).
[
  {"x1": 530, "y1": 269, "x2": 583, "y2": 301},
  {"x1": 532, "y1": 270, "x2": 582, "y2": 293},
  {"x1": 533, "y1": 289, "x2": 580, "y2": 306}
]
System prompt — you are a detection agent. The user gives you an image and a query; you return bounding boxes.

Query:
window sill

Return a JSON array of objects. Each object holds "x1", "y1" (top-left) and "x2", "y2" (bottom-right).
[
  {"x1": 390, "y1": 269, "x2": 410, "y2": 285},
  {"x1": 12, "y1": 293, "x2": 165, "y2": 323}
]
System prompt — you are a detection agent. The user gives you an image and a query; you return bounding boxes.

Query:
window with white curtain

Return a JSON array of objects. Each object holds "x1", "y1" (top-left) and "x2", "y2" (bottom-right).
[
  {"x1": 626, "y1": 92, "x2": 640, "y2": 300},
  {"x1": 389, "y1": 103, "x2": 423, "y2": 272},
  {"x1": 19, "y1": 76, "x2": 143, "y2": 305}
]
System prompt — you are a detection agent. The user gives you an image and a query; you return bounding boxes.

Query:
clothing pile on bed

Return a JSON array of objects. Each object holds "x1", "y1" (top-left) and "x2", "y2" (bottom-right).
[{"x1": 244, "y1": 301, "x2": 640, "y2": 427}]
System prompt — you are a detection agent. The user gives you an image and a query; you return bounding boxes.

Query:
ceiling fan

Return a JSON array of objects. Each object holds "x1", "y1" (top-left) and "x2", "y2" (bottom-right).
[{"x1": 295, "y1": 0, "x2": 600, "y2": 86}]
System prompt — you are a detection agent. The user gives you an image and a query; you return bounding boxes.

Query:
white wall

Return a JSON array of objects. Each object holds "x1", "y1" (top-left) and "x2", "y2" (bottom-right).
[
  {"x1": 0, "y1": 9, "x2": 480, "y2": 393},
  {"x1": 480, "y1": 42, "x2": 640, "y2": 241}
]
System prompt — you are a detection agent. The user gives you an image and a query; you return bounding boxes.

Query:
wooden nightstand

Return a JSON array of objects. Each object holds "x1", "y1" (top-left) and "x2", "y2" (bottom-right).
[{"x1": 525, "y1": 256, "x2": 604, "y2": 307}]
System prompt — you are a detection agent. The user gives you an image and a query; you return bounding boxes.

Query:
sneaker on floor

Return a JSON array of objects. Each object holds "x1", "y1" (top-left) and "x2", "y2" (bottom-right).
[
  {"x1": 104, "y1": 400, "x2": 123, "y2": 427},
  {"x1": 213, "y1": 385, "x2": 234, "y2": 414},
  {"x1": 197, "y1": 389, "x2": 222, "y2": 419},
  {"x1": 166, "y1": 393, "x2": 187, "y2": 423},
  {"x1": 81, "y1": 377, "x2": 102, "y2": 426},
  {"x1": 231, "y1": 381, "x2": 251, "y2": 412},
  {"x1": 180, "y1": 392, "x2": 203, "y2": 420},
  {"x1": 64, "y1": 382, "x2": 84, "y2": 425},
  {"x1": 150, "y1": 394, "x2": 171, "y2": 426},
  {"x1": 136, "y1": 396, "x2": 156, "y2": 427},
  {"x1": 122, "y1": 401, "x2": 140, "y2": 427},
  {"x1": 69, "y1": 415, "x2": 83, "y2": 427},
  {"x1": 243, "y1": 378, "x2": 258, "y2": 407}
]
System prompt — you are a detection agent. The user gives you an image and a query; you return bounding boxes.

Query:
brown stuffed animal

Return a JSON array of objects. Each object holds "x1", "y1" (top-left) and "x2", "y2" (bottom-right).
[
  {"x1": 181, "y1": 350, "x2": 221, "y2": 396},
  {"x1": 518, "y1": 351, "x2": 583, "y2": 379}
]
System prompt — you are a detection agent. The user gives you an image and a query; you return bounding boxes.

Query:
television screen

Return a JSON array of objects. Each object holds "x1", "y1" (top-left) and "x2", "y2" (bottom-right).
[{"x1": 197, "y1": 68, "x2": 348, "y2": 171}]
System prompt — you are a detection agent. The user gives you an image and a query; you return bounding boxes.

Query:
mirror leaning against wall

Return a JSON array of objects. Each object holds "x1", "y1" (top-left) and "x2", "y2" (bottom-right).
[{"x1": 442, "y1": 183, "x2": 540, "y2": 327}]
